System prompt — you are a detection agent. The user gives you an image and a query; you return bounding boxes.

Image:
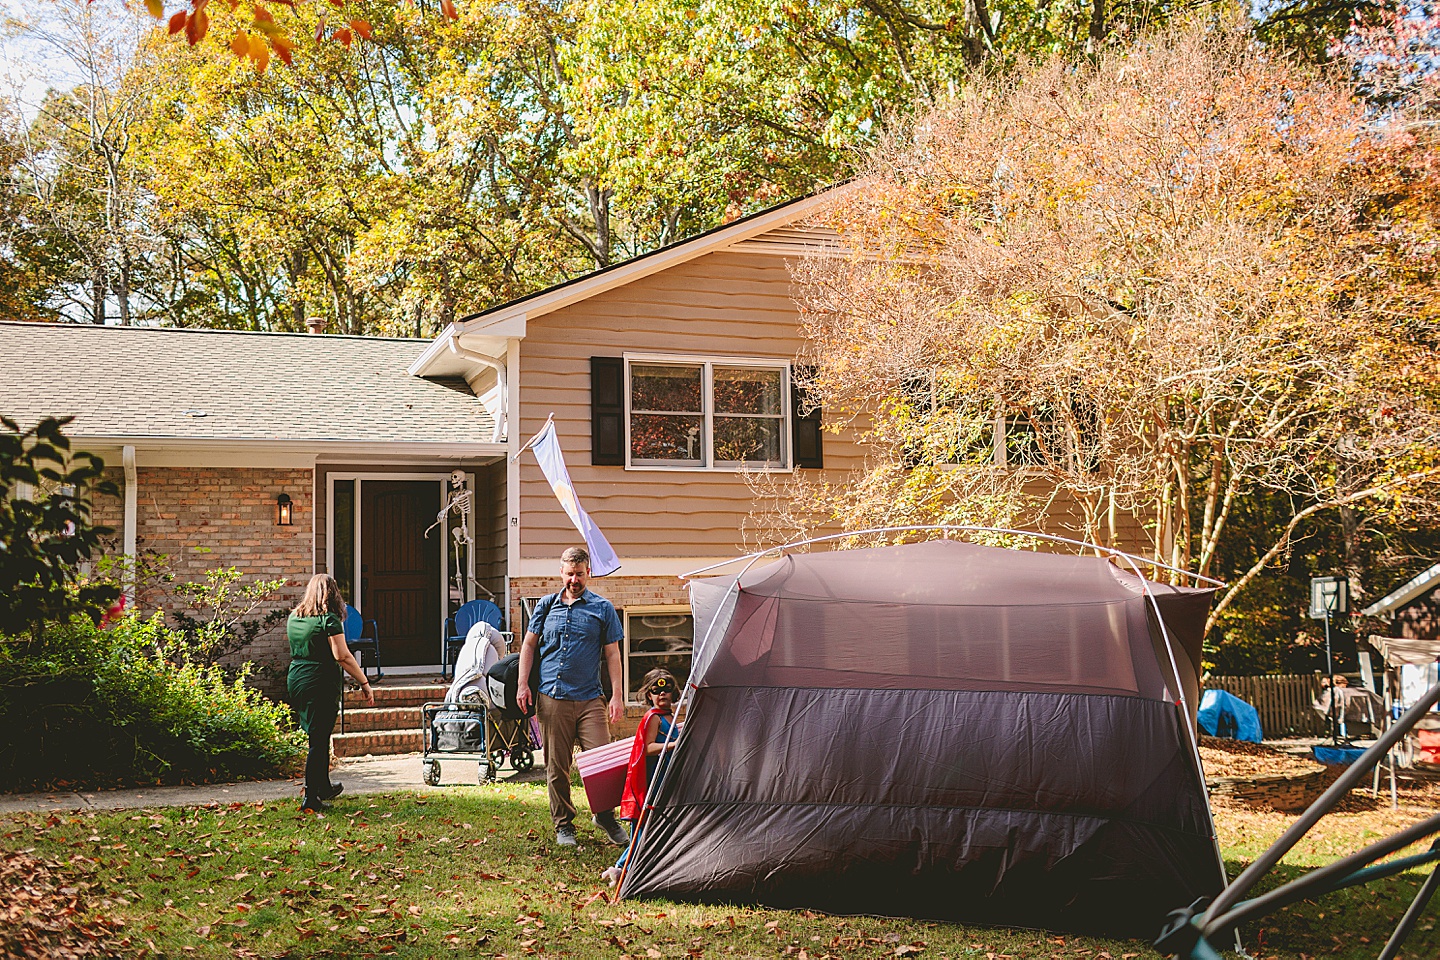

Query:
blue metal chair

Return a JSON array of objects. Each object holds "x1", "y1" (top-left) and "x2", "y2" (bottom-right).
[
  {"x1": 444, "y1": 599, "x2": 503, "y2": 680},
  {"x1": 344, "y1": 604, "x2": 383, "y2": 682}
]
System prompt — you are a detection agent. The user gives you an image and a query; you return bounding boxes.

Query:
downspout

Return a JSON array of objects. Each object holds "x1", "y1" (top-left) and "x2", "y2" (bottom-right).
[
  {"x1": 122, "y1": 445, "x2": 137, "y2": 602},
  {"x1": 448, "y1": 339, "x2": 507, "y2": 443}
]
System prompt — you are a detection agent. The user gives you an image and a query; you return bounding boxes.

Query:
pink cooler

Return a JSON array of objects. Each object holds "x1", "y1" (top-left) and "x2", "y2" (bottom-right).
[{"x1": 575, "y1": 738, "x2": 632, "y2": 813}]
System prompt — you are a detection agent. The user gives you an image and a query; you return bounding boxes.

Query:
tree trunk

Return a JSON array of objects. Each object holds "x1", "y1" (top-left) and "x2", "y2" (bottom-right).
[
  {"x1": 288, "y1": 249, "x2": 307, "y2": 330},
  {"x1": 91, "y1": 267, "x2": 106, "y2": 325},
  {"x1": 115, "y1": 246, "x2": 132, "y2": 327},
  {"x1": 1088, "y1": 0, "x2": 1106, "y2": 49}
]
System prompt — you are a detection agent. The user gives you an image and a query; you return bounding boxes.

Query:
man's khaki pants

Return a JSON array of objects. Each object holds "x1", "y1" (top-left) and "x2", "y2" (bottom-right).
[{"x1": 537, "y1": 694, "x2": 610, "y2": 830}]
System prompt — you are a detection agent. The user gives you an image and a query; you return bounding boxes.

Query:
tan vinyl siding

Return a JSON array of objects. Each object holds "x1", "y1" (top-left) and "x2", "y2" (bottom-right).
[{"x1": 518, "y1": 249, "x2": 865, "y2": 559}]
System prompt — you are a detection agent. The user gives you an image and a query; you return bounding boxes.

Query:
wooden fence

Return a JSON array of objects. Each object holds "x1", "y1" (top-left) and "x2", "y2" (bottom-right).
[{"x1": 1205, "y1": 674, "x2": 1327, "y2": 738}]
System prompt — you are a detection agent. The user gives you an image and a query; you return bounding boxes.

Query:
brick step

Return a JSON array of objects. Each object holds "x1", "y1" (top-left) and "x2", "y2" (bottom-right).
[
  {"x1": 338, "y1": 705, "x2": 421, "y2": 733},
  {"x1": 333, "y1": 729, "x2": 424, "y2": 757},
  {"x1": 344, "y1": 684, "x2": 449, "y2": 709}
]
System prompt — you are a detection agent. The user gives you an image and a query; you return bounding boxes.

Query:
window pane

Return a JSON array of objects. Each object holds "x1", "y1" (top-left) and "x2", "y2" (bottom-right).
[
  {"x1": 715, "y1": 416, "x2": 782, "y2": 464},
  {"x1": 1006, "y1": 409, "x2": 1052, "y2": 467},
  {"x1": 714, "y1": 366, "x2": 781, "y2": 415},
  {"x1": 625, "y1": 610, "x2": 693, "y2": 703},
  {"x1": 631, "y1": 413, "x2": 704, "y2": 462},
  {"x1": 632, "y1": 364, "x2": 702, "y2": 413},
  {"x1": 333, "y1": 479, "x2": 355, "y2": 602}
]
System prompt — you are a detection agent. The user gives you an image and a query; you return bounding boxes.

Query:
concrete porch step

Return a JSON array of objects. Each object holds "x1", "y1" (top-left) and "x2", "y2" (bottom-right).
[
  {"x1": 334, "y1": 729, "x2": 424, "y2": 757},
  {"x1": 338, "y1": 705, "x2": 421, "y2": 733},
  {"x1": 344, "y1": 683, "x2": 449, "y2": 709}
]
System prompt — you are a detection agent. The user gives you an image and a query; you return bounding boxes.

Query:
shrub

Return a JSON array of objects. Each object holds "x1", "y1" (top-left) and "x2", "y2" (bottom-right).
[
  {"x1": 0, "y1": 416, "x2": 118, "y2": 642},
  {"x1": 0, "y1": 616, "x2": 304, "y2": 791}
]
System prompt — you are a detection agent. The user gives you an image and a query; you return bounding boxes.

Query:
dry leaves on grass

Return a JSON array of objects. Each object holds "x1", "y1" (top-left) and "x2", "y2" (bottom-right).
[
  {"x1": 0, "y1": 849, "x2": 128, "y2": 959},
  {"x1": 1198, "y1": 737, "x2": 1325, "y2": 779}
]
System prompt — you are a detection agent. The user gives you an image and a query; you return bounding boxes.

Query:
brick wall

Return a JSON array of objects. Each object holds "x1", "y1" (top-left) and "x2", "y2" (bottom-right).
[
  {"x1": 510, "y1": 574, "x2": 692, "y2": 738},
  {"x1": 508, "y1": 575, "x2": 690, "y2": 633},
  {"x1": 94, "y1": 465, "x2": 315, "y2": 682}
]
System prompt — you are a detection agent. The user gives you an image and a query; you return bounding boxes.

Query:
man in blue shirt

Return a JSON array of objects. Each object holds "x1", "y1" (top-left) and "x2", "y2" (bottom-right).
[{"x1": 517, "y1": 546, "x2": 629, "y2": 847}]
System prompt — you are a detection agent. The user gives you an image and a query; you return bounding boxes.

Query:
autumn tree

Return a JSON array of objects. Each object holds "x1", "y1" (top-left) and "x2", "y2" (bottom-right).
[
  {"x1": 5, "y1": 0, "x2": 159, "y2": 325},
  {"x1": 782, "y1": 20, "x2": 1440, "y2": 640},
  {"x1": 1331, "y1": 0, "x2": 1440, "y2": 113}
]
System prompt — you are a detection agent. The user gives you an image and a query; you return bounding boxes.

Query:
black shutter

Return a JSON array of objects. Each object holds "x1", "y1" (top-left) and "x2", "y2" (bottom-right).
[
  {"x1": 791, "y1": 366, "x2": 823, "y2": 469},
  {"x1": 591, "y1": 357, "x2": 625, "y2": 465}
]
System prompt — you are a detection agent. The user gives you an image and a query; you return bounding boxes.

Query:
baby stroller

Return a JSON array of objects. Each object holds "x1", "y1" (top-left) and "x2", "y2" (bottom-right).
[
  {"x1": 482, "y1": 652, "x2": 542, "y2": 777},
  {"x1": 420, "y1": 621, "x2": 508, "y2": 785},
  {"x1": 420, "y1": 622, "x2": 538, "y2": 785}
]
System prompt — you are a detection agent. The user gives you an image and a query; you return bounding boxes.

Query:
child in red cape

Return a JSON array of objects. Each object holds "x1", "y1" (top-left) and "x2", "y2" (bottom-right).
[{"x1": 601, "y1": 668, "x2": 678, "y2": 886}]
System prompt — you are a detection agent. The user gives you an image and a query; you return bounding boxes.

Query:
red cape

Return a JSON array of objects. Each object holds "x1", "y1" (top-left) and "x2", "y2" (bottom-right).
[{"x1": 619, "y1": 708, "x2": 667, "y2": 821}]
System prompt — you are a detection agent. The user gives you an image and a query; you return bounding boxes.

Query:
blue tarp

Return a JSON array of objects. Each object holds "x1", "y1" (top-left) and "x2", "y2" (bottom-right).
[
  {"x1": 1313, "y1": 745, "x2": 1369, "y2": 766},
  {"x1": 1197, "y1": 689, "x2": 1264, "y2": 742}
]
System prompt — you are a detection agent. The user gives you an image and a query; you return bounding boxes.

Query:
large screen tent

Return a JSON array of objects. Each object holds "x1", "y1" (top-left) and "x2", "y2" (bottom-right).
[{"x1": 619, "y1": 538, "x2": 1228, "y2": 937}]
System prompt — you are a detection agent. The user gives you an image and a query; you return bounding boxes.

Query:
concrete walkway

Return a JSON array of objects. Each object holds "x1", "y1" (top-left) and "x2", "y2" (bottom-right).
[{"x1": 0, "y1": 752, "x2": 543, "y2": 815}]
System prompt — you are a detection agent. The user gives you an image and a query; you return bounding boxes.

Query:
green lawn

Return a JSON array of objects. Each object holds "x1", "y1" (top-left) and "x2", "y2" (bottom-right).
[{"x1": 2, "y1": 782, "x2": 1437, "y2": 959}]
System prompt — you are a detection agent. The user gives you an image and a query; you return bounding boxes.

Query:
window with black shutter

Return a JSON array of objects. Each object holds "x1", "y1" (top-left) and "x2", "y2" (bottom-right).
[{"x1": 591, "y1": 356, "x2": 625, "y2": 465}]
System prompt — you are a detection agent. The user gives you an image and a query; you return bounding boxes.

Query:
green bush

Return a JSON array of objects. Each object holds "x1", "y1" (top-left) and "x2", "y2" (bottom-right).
[{"x1": 0, "y1": 615, "x2": 304, "y2": 791}]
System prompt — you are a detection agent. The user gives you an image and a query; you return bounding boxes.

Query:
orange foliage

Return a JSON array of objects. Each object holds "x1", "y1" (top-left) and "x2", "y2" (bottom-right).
[{"x1": 138, "y1": 0, "x2": 407, "y2": 59}]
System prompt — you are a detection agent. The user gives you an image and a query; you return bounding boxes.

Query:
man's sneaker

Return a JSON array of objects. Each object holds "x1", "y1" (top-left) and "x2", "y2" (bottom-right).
[
  {"x1": 593, "y1": 812, "x2": 629, "y2": 846},
  {"x1": 556, "y1": 826, "x2": 578, "y2": 847},
  {"x1": 320, "y1": 782, "x2": 344, "y2": 801}
]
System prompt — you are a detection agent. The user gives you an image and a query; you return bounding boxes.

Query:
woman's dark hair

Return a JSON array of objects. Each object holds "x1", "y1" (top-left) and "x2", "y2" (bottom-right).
[{"x1": 294, "y1": 573, "x2": 346, "y2": 619}]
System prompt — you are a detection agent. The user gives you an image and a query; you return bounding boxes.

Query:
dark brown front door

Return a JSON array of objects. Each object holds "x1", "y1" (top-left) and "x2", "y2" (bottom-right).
[{"x1": 361, "y1": 480, "x2": 442, "y2": 666}]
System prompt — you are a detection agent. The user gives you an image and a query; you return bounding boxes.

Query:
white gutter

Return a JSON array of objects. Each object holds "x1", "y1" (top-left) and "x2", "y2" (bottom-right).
[
  {"x1": 1361, "y1": 563, "x2": 1440, "y2": 619},
  {"x1": 448, "y1": 338, "x2": 507, "y2": 443},
  {"x1": 122, "y1": 445, "x2": 137, "y2": 601}
]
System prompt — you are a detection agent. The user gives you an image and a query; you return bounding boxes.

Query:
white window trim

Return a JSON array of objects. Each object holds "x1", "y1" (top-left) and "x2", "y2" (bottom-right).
[
  {"x1": 623, "y1": 352, "x2": 794, "y2": 472},
  {"x1": 621, "y1": 604, "x2": 694, "y2": 706}
]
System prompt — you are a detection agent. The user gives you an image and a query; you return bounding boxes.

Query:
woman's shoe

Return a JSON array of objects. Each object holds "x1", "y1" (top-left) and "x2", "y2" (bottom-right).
[
  {"x1": 300, "y1": 796, "x2": 331, "y2": 813},
  {"x1": 321, "y1": 782, "x2": 344, "y2": 801}
]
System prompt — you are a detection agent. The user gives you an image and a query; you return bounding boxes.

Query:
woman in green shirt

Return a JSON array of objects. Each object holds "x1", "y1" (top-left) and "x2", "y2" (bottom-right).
[{"x1": 288, "y1": 574, "x2": 374, "y2": 812}]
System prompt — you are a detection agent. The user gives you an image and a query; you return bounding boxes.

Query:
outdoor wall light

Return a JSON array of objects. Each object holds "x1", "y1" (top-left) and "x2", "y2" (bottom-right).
[{"x1": 276, "y1": 493, "x2": 294, "y2": 526}]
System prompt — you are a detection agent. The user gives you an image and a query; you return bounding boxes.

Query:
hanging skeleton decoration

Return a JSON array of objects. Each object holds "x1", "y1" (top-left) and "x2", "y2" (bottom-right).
[{"x1": 426, "y1": 471, "x2": 477, "y2": 602}]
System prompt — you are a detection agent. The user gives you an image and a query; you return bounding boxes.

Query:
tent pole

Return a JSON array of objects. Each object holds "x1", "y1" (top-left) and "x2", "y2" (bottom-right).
[
  {"x1": 680, "y1": 525, "x2": 1225, "y2": 588},
  {"x1": 1112, "y1": 551, "x2": 1234, "y2": 909},
  {"x1": 613, "y1": 550, "x2": 771, "y2": 900}
]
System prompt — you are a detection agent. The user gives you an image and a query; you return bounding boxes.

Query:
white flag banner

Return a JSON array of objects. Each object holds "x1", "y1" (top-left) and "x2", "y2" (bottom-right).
[{"x1": 529, "y1": 420, "x2": 622, "y2": 576}]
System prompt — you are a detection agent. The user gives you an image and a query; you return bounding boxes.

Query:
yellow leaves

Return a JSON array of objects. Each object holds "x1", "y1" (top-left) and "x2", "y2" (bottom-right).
[{"x1": 145, "y1": 0, "x2": 165, "y2": 19}]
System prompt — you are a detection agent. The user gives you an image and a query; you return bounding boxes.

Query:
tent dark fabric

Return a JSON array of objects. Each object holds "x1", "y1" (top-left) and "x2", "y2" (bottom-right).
[{"x1": 620, "y1": 540, "x2": 1225, "y2": 937}]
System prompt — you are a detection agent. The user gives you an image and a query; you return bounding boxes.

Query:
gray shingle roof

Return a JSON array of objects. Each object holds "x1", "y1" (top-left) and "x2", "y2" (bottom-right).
[{"x1": 0, "y1": 322, "x2": 495, "y2": 444}]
